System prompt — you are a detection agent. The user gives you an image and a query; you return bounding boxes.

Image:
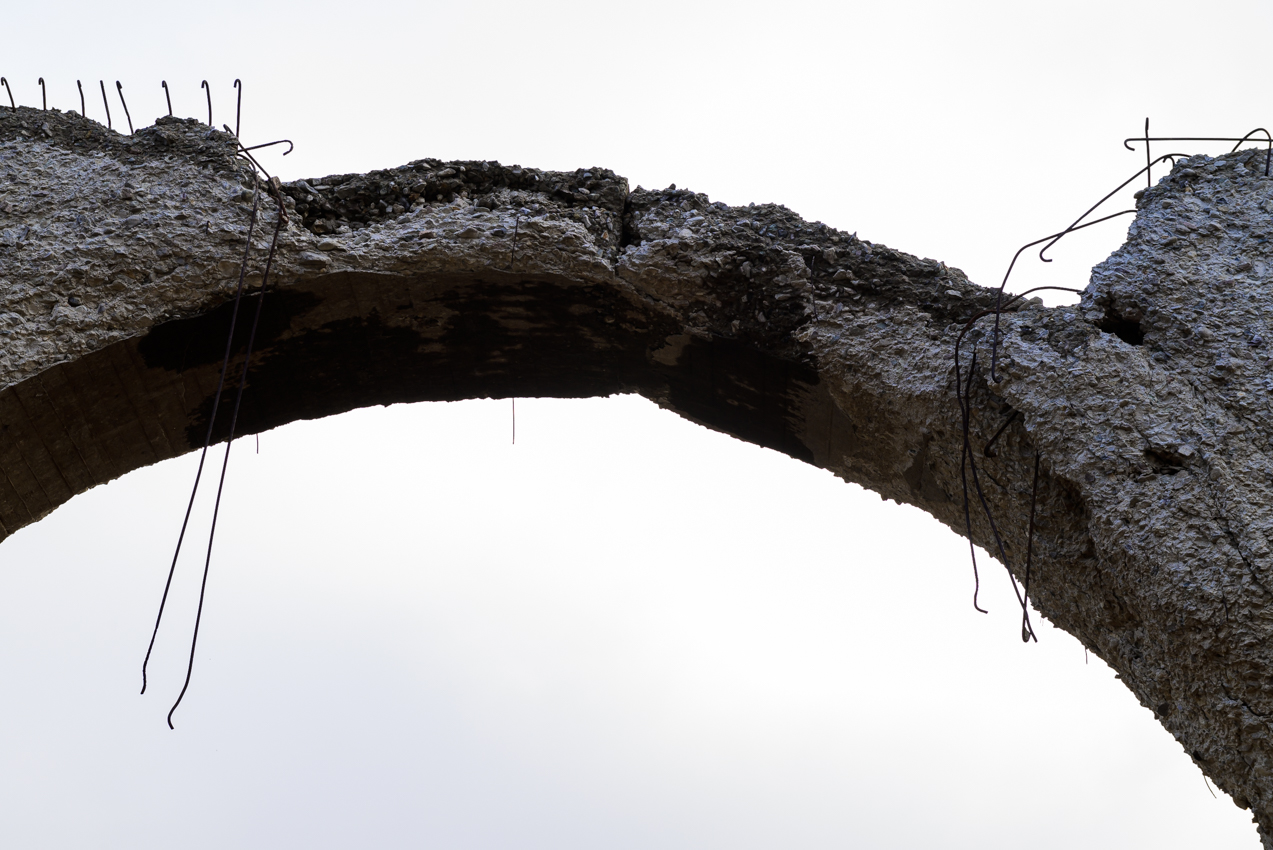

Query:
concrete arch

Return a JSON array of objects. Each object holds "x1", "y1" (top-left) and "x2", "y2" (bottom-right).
[{"x1": 4, "y1": 107, "x2": 1273, "y2": 839}]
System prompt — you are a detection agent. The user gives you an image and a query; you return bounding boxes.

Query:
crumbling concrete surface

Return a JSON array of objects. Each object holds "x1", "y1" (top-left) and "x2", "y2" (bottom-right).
[{"x1": 2, "y1": 107, "x2": 1273, "y2": 843}]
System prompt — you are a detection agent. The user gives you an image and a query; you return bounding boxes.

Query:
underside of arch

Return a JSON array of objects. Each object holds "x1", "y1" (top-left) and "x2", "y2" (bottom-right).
[{"x1": 0, "y1": 268, "x2": 830, "y2": 534}]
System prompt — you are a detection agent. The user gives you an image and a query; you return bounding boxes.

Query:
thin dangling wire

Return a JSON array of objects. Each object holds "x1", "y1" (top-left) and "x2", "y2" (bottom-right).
[
  {"x1": 954, "y1": 285, "x2": 1079, "y2": 632},
  {"x1": 140, "y1": 177, "x2": 263, "y2": 696},
  {"x1": 167, "y1": 180, "x2": 288, "y2": 729}
]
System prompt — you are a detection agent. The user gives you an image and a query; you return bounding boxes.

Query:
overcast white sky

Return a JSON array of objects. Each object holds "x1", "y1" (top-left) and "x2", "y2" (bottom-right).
[{"x1": 0, "y1": 0, "x2": 1269, "y2": 847}]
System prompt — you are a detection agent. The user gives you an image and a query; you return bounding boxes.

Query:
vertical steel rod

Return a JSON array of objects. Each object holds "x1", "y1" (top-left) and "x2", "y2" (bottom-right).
[
  {"x1": 99, "y1": 80, "x2": 111, "y2": 130},
  {"x1": 116, "y1": 81, "x2": 133, "y2": 134}
]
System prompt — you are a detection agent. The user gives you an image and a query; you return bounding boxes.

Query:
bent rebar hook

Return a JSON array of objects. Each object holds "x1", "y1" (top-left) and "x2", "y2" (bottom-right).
[
  {"x1": 161, "y1": 80, "x2": 172, "y2": 117},
  {"x1": 201, "y1": 80, "x2": 211, "y2": 126},
  {"x1": 986, "y1": 152, "x2": 1188, "y2": 382},
  {"x1": 241, "y1": 138, "x2": 293, "y2": 155},
  {"x1": 116, "y1": 81, "x2": 133, "y2": 134},
  {"x1": 1230, "y1": 128, "x2": 1273, "y2": 177},
  {"x1": 224, "y1": 128, "x2": 293, "y2": 180},
  {"x1": 233, "y1": 79, "x2": 241, "y2": 138},
  {"x1": 1037, "y1": 151, "x2": 1186, "y2": 264},
  {"x1": 0, "y1": 78, "x2": 13, "y2": 111},
  {"x1": 38, "y1": 77, "x2": 45, "y2": 111}
]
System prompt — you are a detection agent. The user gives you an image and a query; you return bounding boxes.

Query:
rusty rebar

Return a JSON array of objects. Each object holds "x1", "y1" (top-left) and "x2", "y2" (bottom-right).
[
  {"x1": 168, "y1": 181, "x2": 288, "y2": 729},
  {"x1": 141, "y1": 178, "x2": 263, "y2": 697},
  {"x1": 99, "y1": 80, "x2": 111, "y2": 130},
  {"x1": 240, "y1": 139, "x2": 293, "y2": 155},
  {"x1": 116, "y1": 81, "x2": 133, "y2": 134}
]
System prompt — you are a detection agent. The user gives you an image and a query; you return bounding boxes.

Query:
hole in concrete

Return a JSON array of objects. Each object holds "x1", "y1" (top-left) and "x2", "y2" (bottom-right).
[
  {"x1": 1095, "y1": 308, "x2": 1144, "y2": 346},
  {"x1": 1145, "y1": 448, "x2": 1185, "y2": 475}
]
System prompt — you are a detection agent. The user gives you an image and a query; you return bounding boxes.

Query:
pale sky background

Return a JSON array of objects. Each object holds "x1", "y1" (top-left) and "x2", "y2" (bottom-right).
[{"x1": 0, "y1": 0, "x2": 1269, "y2": 847}]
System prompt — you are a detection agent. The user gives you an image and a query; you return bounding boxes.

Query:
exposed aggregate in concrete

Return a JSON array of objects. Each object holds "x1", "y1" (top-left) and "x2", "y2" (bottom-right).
[{"x1": 2, "y1": 107, "x2": 1273, "y2": 844}]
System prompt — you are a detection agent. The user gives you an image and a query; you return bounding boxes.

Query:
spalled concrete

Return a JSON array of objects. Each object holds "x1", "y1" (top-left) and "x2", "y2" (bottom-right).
[{"x1": 2, "y1": 107, "x2": 1273, "y2": 843}]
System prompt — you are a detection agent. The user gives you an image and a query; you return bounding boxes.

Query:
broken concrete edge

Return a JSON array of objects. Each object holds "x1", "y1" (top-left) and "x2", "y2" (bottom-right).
[{"x1": 4, "y1": 107, "x2": 1273, "y2": 843}]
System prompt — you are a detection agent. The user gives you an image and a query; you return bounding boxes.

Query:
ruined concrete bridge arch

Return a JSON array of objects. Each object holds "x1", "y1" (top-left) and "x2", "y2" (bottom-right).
[{"x1": 4, "y1": 109, "x2": 1273, "y2": 843}]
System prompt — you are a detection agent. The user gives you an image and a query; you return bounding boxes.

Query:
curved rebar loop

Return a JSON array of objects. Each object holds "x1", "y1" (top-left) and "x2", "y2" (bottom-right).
[
  {"x1": 77, "y1": 80, "x2": 85, "y2": 117},
  {"x1": 38, "y1": 77, "x2": 45, "y2": 111},
  {"x1": 976, "y1": 283, "x2": 1085, "y2": 391},
  {"x1": 201, "y1": 80, "x2": 211, "y2": 126},
  {"x1": 168, "y1": 181, "x2": 288, "y2": 730},
  {"x1": 140, "y1": 177, "x2": 263, "y2": 697},
  {"x1": 0, "y1": 78, "x2": 13, "y2": 111},
  {"x1": 233, "y1": 79, "x2": 241, "y2": 138},
  {"x1": 1227, "y1": 127, "x2": 1271, "y2": 153},
  {"x1": 161, "y1": 80, "x2": 172, "y2": 117},
  {"x1": 115, "y1": 81, "x2": 133, "y2": 135},
  {"x1": 1230, "y1": 128, "x2": 1273, "y2": 177},
  {"x1": 98, "y1": 81, "x2": 111, "y2": 130}
]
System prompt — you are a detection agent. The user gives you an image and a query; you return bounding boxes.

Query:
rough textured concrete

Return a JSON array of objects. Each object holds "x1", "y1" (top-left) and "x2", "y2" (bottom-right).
[{"x1": 2, "y1": 107, "x2": 1272, "y2": 843}]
